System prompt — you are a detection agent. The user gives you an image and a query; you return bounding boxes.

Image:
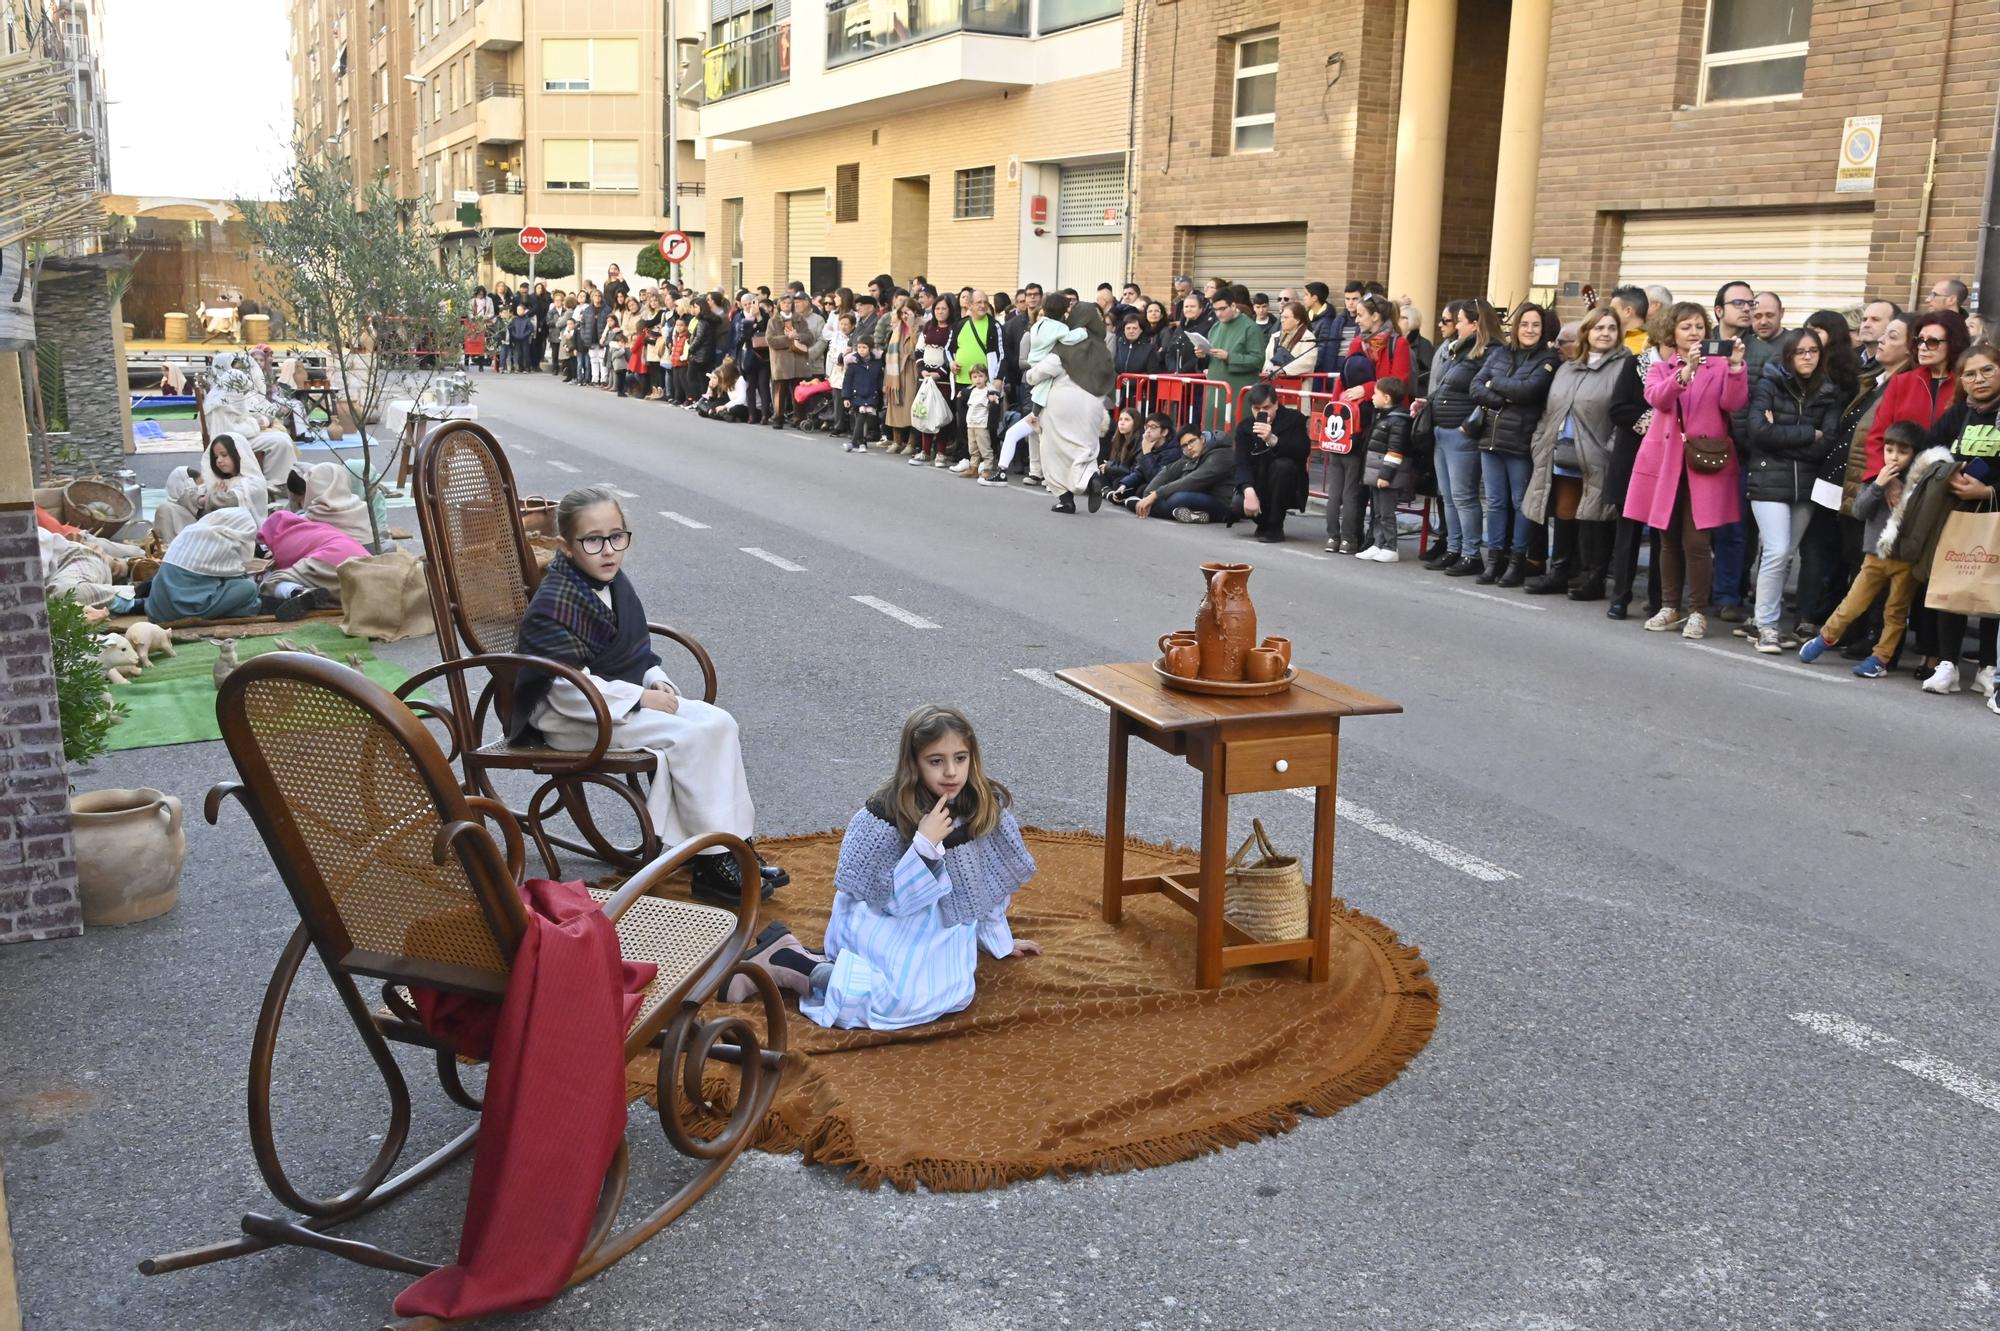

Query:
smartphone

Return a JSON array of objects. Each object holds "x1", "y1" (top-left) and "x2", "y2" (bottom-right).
[{"x1": 1701, "y1": 339, "x2": 1734, "y2": 359}]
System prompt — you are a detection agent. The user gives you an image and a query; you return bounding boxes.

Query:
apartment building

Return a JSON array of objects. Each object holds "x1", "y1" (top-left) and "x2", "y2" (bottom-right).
[
  {"x1": 691, "y1": 0, "x2": 1134, "y2": 296},
  {"x1": 3, "y1": 0, "x2": 111, "y2": 193},
  {"x1": 1134, "y1": 0, "x2": 2000, "y2": 325},
  {"x1": 288, "y1": 0, "x2": 711, "y2": 288}
]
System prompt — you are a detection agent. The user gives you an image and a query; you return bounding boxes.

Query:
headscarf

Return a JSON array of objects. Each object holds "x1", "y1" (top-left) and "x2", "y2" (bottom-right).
[
  {"x1": 1057, "y1": 300, "x2": 1115, "y2": 397},
  {"x1": 200, "y1": 432, "x2": 269, "y2": 522},
  {"x1": 163, "y1": 507, "x2": 257, "y2": 578},
  {"x1": 294, "y1": 461, "x2": 372, "y2": 546}
]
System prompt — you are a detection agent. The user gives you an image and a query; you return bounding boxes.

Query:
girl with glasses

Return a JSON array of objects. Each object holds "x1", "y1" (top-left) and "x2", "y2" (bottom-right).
[{"x1": 512, "y1": 486, "x2": 786, "y2": 904}]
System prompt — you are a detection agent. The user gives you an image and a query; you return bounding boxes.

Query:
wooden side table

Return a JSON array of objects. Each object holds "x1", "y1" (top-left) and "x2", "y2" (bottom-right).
[{"x1": 1055, "y1": 663, "x2": 1401, "y2": 989}]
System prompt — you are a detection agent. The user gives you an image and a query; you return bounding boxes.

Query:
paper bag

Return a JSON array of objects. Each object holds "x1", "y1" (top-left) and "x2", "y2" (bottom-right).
[
  {"x1": 339, "y1": 549, "x2": 436, "y2": 642},
  {"x1": 1923, "y1": 509, "x2": 2000, "y2": 616}
]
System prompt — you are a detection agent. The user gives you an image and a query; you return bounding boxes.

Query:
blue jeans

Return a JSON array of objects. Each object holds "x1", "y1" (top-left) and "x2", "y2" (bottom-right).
[
  {"x1": 1479, "y1": 450, "x2": 1533, "y2": 554},
  {"x1": 1434, "y1": 427, "x2": 1482, "y2": 555},
  {"x1": 1709, "y1": 469, "x2": 1749, "y2": 606},
  {"x1": 1750, "y1": 499, "x2": 1813, "y2": 628},
  {"x1": 1151, "y1": 490, "x2": 1231, "y2": 520}
]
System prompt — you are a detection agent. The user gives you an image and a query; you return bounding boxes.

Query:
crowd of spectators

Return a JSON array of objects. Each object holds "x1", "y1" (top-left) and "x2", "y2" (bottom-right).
[{"x1": 464, "y1": 266, "x2": 1998, "y2": 712}]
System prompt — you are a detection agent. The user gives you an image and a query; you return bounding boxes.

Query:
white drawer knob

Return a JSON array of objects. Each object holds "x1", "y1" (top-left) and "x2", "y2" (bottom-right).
[{"x1": 1274, "y1": 759, "x2": 1289, "y2": 773}]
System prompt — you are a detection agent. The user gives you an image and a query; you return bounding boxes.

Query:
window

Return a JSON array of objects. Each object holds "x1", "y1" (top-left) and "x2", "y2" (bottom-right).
[
  {"x1": 431, "y1": 74, "x2": 442, "y2": 120},
  {"x1": 1038, "y1": 0, "x2": 1120, "y2": 34},
  {"x1": 1231, "y1": 31, "x2": 1277, "y2": 153},
  {"x1": 543, "y1": 139, "x2": 640, "y2": 191},
  {"x1": 449, "y1": 60, "x2": 460, "y2": 108},
  {"x1": 1700, "y1": 0, "x2": 1811, "y2": 105},
  {"x1": 542, "y1": 38, "x2": 640, "y2": 92},
  {"x1": 953, "y1": 166, "x2": 994, "y2": 220},
  {"x1": 835, "y1": 163, "x2": 860, "y2": 223}
]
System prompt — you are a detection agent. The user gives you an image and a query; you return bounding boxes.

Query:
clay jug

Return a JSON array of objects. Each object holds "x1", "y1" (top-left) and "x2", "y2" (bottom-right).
[
  {"x1": 1194, "y1": 562, "x2": 1257, "y2": 681},
  {"x1": 69, "y1": 787, "x2": 185, "y2": 926}
]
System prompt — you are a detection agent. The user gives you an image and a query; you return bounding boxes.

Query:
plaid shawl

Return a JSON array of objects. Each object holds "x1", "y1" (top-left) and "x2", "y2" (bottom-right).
[{"x1": 509, "y1": 554, "x2": 660, "y2": 742}]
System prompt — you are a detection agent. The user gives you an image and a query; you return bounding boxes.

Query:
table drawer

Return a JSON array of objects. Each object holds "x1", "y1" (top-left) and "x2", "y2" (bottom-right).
[{"x1": 1223, "y1": 734, "x2": 1333, "y2": 794}]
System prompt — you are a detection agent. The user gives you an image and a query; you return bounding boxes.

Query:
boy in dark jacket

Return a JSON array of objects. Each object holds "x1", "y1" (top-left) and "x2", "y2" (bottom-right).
[
  {"x1": 1359, "y1": 376, "x2": 1414, "y2": 562},
  {"x1": 1132, "y1": 426, "x2": 1238, "y2": 523},
  {"x1": 506, "y1": 304, "x2": 535, "y2": 376},
  {"x1": 841, "y1": 337, "x2": 884, "y2": 453}
]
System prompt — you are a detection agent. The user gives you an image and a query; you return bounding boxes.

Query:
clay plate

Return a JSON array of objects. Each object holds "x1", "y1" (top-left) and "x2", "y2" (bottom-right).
[{"x1": 1153, "y1": 658, "x2": 1296, "y2": 696}]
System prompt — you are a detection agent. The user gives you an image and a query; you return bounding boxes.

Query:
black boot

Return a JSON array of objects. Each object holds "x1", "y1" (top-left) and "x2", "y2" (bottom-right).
[
  {"x1": 1498, "y1": 554, "x2": 1528, "y2": 588},
  {"x1": 1475, "y1": 550, "x2": 1503, "y2": 584},
  {"x1": 1419, "y1": 534, "x2": 1447, "y2": 561},
  {"x1": 1524, "y1": 560, "x2": 1569, "y2": 594},
  {"x1": 1422, "y1": 545, "x2": 1457, "y2": 570},
  {"x1": 1445, "y1": 552, "x2": 1484, "y2": 577},
  {"x1": 1051, "y1": 493, "x2": 1076, "y2": 514},
  {"x1": 1566, "y1": 569, "x2": 1606, "y2": 601}
]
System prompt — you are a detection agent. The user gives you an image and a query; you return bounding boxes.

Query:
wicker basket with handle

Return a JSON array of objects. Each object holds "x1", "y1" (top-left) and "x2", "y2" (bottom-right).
[
  {"x1": 1223, "y1": 818, "x2": 1309, "y2": 941},
  {"x1": 62, "y1": 478, "x2": 136, "y2": 538}
]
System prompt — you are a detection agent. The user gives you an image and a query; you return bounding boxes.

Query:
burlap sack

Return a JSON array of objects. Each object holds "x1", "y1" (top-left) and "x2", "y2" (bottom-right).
[{"x1": 338, "y1": 549, "x2": 435, "y2": 642}]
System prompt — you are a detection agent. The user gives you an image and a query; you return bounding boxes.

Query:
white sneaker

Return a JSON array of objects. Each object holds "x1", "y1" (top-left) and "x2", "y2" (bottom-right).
[
  {"x1": 932, "y1": 455, "x2": 949, "y2": 469},
  {"x1": 1976, "y1": 665, "x2": 1996, "y2": 698},
  {"x1": 1644, "y1": 607, "x2": 1686, "y2": 632},
  {"x1": 906, "y1": 454, "x2": 926, "y2": 466},
  {"x1": 976, "y1": 475, "x2": 1007, "y2": 487},
  {"x1": 1371, "y1": 547, "x2": 1399, "y2": 563},
  {"x1": 951, "y1": 459, "x2": 975, "y2": 475},
  {"x1": 1681, "y1": 612, "x2": 1708, "y2": 640},
  {"x1": 1921, "y1": 660, "x2": 1961, "y2": 694}
]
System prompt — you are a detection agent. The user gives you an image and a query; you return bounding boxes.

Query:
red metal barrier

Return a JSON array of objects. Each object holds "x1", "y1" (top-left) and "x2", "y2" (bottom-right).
[{"x1": 1115, "y1": 374, "x2": 1240, "y2": 431}]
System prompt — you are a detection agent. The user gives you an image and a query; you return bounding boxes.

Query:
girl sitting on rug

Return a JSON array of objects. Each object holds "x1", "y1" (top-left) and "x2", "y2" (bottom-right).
[
  {"x1": 795, "y1": 705, "x2": 1038, "y2": 1031},
  {"x1": 511, "y1": 485, "x2": 785, "y2": 904}
]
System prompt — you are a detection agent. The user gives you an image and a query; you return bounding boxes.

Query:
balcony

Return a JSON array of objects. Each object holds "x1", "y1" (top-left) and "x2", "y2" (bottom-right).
[
  {"x1": 478, "y1": 180, "x2": 524, "y2": 230},
  {"x1": 826, "y1": 0, "x2": 1025, "y2": 66},
  {"x1": 701, "y1": 23, "x2": 789, "y2": 104},
  {"x1": 475, "y1": 0, "x2": 521, "y2": 51},
  {"x1": 476, "y1": 80, "x2": 523, "y2": 143},
  {"x1": 369, "y1": 101, "x2": 388, "y2": 140},
  {"x1": 674, "y1": 180, "x2": 706, "y2": 232}
]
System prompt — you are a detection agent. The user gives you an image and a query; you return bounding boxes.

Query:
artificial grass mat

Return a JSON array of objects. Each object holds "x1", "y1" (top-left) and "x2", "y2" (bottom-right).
[{"x1": 104, "y1": 621, "x2": 409, "y2": 752}]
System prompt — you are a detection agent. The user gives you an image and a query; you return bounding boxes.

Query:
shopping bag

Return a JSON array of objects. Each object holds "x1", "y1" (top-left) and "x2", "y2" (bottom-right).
[
  {"x1": 912, "y1": 378, "x2": 953, "y2": 434},
  {"x1": 1923, "y1": 508, "x2": 2000, "y2": 616}
]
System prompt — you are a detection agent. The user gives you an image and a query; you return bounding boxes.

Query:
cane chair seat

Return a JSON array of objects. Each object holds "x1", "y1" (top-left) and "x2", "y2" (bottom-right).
[{"x1": 472, "y1": 737, "x2": 657, "y2": 772}]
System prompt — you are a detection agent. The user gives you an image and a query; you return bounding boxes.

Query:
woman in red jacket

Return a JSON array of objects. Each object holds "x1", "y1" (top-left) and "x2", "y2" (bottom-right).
[
  {"x1": 1340, "y1": 295, "x2": 1411, "y2": 404},
  {"x1": 1863, "y1": 311, "x2": 1967, "y2": 480}
]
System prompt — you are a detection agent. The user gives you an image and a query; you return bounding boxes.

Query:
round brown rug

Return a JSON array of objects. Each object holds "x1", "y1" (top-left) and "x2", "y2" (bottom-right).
[{"x1": 631, "y1": 828, "x2": 1438, "y2": 1191}]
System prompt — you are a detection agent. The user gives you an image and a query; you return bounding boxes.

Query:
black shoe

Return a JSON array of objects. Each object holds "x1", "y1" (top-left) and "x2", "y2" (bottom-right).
[
  {"x1": 1497, "y1": 555, "x2": 1528, "y2": 588},
  {"x1": 1422, "y1": 548, "x2": 1456, "y2": 570},
  {"x1": 1419, "y1": 537, "x2": 1447, "y2": 561},
  {"x1": 748, "y1": 840, "x2": 790, "y2": 889},
  {"x1": 1605, "y1": 601, "x2": 1629, "y2": 621},
  {"x1": 1717, "y1": 603, "x2": 1749, "y2": 624},
  {"x1": 273, "y1": 586, "x2": 332, "y2": 622},
  {"x1": 1566, "y1": 580, "x2": 1605, "y2": 602},
  {"x1": 1086, "y1": 471, "x2": 1104, "y2": 513},
  {"x1": 1445, "y1": 554, "x2": 1483, "y2": 577},
  {"x1": 1051, "y1": 494, "x2": 1076, "y2": 513},
  {"x1": 1255, "y1": 527, "x2": 1285, "y2": 544},
  {"x1": 690, "y1": 852, "x2": 777, "y2": 905},
  {"x1": 1524, "y1": 571, "x2": 1567, "y2": 595}
]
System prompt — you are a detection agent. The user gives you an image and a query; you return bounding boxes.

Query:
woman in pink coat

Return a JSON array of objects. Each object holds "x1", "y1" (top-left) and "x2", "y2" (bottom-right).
[
  {"x1": 258, "y1": 510, "x2": 368, "y2": 598},
  {"x1": 1622, "y1": 301, "x2": 1750, "y2": 640}
]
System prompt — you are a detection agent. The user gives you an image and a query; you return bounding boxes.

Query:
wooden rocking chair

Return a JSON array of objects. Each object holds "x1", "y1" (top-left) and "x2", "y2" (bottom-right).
[
  {"x1": 139, "y1": 653, "x2": 785, "y2": 1329},
  {"x1": 409, "y1": 420, "x2": 718, "y2": 877}
]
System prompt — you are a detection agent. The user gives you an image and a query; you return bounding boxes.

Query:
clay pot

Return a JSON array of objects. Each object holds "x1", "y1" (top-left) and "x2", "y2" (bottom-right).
[
  {"x1": 69, "y1": 787, "x2": 185, "y2": 926},
  {"x1": 1194, "y1": 562, "x2": 1257, "y2": 681},
  {"x1": 1245, "y1": 646, "x2": 1286, "y2": 683}
]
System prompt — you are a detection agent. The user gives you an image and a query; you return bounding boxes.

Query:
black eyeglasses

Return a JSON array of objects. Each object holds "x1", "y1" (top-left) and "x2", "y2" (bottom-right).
[
  {"x1": 1722, "y1": 298, "x2": 1754, "y2": 309},
  {"x1": 574, "y1": 530, "x2": 632, "y2": 554}
]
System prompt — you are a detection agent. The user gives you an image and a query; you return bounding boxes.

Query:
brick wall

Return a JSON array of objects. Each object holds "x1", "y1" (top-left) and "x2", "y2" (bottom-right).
[
  {"x1": 0, "y1": 506, "x2": 83, "y2": 945},
  {"x1": 1532, "y1": 0, "x2": 2000, "y2": 318},
  {"x1": 35, "y1": 273, "x2": 126, "y2": 480},
  {"x1": 1434, "y1": 0, "x2": 1506, "y2": 305}
]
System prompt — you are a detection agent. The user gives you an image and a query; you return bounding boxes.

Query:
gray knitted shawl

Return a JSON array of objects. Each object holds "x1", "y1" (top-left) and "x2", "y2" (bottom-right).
[{"x1": 833, "y1": 805, "x2": 1036, "y2": 930}]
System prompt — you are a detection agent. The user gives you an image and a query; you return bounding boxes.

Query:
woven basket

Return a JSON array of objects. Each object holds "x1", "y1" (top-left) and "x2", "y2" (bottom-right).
[
  {"x1": 1223, "y1": 819, "x2": 1309, "y2": 941},
  {"x1": 62, "y1": 479, "x2": 136, "y2": 538},
  {"x1": 518, "y1": 495, "x2": 557, "y2": 536},
  {"x1": 129, "y1": 557, "x2": 162, "y2": 582}
]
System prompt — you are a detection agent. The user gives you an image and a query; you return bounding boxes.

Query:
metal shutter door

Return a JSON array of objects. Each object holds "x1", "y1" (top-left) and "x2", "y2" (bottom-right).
[
  {"x1": 1619, "y1": 209, "x2": 1872, "y2": 314},
  {"x1": 1057, "y1": 161, "x2": 1124, "y2": 236},
  {"x1": 1057, "y1": 236, "x2": 1123, "y2": 294},
  {"x1": 785, "y1": 190, "x2": 824, "y2": 288},
  {"x1": 1188, "y1": 224, "x2": 1307, "y2": 295}
]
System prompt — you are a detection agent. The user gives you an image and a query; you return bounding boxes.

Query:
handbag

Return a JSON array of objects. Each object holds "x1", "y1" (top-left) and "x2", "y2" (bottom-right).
[
  {"x1": 1552, "y1": 436, "x2": 1581, "y2": 472},
  {"x1": 1677, "y1": 403, "x2": 1732, "y2": 474},
  {"x1": 1923, "y1": 506, "x2": 2000, "y2": 616},
  {"x1": 1460, "y1": 404, "x2": 1487, "y2": 440}
]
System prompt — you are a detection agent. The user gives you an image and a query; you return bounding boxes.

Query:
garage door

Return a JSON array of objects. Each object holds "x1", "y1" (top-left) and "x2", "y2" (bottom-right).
[
  {"x1": 1188, "y1": 224, "x2": 1306, "y2": 297},
  {"x1": 1057, "y1": 236, "x2": 1123, "y2": 294},
  {"x1": 785, "y1": 189, "x2": 825, "y2": 289},
  {"x1": 1056, "y1": 160, "x2": 1126, "y2": 294},
  {"x1": 1619, "y1": 208, "x2": 1872, "y2": 314},
  {"x1": 578, "y1": 241, "x2": 635, "y2": 293}
]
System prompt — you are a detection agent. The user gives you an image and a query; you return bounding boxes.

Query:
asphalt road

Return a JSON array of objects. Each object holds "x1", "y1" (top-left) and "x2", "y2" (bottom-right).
[{"x1": 4, "y1": 370, "x2": 1996, "y2": 1330}]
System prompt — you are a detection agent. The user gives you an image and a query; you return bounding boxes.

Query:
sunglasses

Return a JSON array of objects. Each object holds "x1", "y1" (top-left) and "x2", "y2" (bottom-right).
[{"x1": 1916, "y1": 336, "x2": 1948, "y2": 348}]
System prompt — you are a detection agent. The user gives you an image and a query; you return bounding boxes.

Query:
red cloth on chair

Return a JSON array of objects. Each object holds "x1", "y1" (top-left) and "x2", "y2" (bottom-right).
[{"x1": 395, "y1": 879, "x2": 657, "y2": 1320}]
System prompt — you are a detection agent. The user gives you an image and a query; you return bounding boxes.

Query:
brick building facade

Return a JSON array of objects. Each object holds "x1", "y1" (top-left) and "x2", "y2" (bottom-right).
[{"x1": 0, "y1": 506, "x2": 83, "y2": 946}]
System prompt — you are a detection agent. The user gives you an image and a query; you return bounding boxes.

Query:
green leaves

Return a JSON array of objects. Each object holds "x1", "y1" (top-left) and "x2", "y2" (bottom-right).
[
  {"x1": 491, "y1": 231, "x2": 574, "y2": 279},
  {"x1": 46, "y1": 593, "x2": 116, "y2": 765}
]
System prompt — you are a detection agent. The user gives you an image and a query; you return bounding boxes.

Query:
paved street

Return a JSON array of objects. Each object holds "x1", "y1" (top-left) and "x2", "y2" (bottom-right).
[{"x1": 5, "y1": 371, "x2": 1998, "y2": 1330}]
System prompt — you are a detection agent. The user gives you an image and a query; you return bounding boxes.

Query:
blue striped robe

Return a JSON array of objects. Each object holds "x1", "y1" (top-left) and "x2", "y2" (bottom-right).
[{"x1": 800, "y1": 816, "x2": 1025, "y2": 1031}]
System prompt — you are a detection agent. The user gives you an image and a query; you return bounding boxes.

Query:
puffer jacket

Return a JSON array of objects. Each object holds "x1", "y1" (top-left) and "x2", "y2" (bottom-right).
[
  {"x1": 1427, "y1": 336, "x2": 1487, "y2": 430},
  {"x1": 1741, "y1": 365, "x2": 1841, "y2": 503},
  {"x1": 1472, "y1": 341, "x2": 1561, "y2": 455}
]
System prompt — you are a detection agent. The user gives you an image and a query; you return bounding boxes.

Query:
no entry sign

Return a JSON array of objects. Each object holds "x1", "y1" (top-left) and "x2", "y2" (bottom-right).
[
  {"x1": 658, "y1": 230, "x2": 692, "y2": 265},
  {"x1": 517, "y1": 226, "x2": 549, "y2": 256}
]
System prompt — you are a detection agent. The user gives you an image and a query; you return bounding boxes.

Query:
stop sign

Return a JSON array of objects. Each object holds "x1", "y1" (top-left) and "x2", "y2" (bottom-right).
[{"x1": 517, "y1": 226, "x2": 549, "y2": 256}]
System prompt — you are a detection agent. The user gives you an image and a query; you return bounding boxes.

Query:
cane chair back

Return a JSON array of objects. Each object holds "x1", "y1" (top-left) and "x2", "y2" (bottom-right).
[
  {"x1": 417, "y1": 421, "x2": 539, "y2": 658},
  {"x1": 219, "y1": 653, "x2": 527, "y2": 995}
]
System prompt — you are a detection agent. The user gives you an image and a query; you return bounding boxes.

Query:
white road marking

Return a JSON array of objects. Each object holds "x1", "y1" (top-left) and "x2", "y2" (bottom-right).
[
  {"x1": 658, "y1": 511, "x2": 710, "y2": 529},
  {"x1": 1450, "y1": 587, "x2": 1547, "y2": 612},
  {"x1": 1285, "y1": 789, "x2": 1519, "y2": 882},
  {"x1": 1681, "y1": 641, "x2": 1842, "y2": 686},
  {"x1": 546, "y1": 459, "x2": 580, "y2": 473},
  {"x1": 1279, "y1": 547, "x2": 1329, "y2": 563},
  {"x1": 1791, "y1": 1012, "x2": 2000, "y2": 1115},
  {"x1": 1010, "y1": 667, "x2": 1517, "y2": 883},
  {"x1": 739, "y1": 546, "x2": 805, "y2": 572},
  {"x1": 852, "y1": 595, "x2": 939, "y2": 629},
  {"x1": 609, "y1": 486, "x2": 641, "y2": 500},
  {"x1": 512, "y1": 444, "x2": 535, "y2": 454}
]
